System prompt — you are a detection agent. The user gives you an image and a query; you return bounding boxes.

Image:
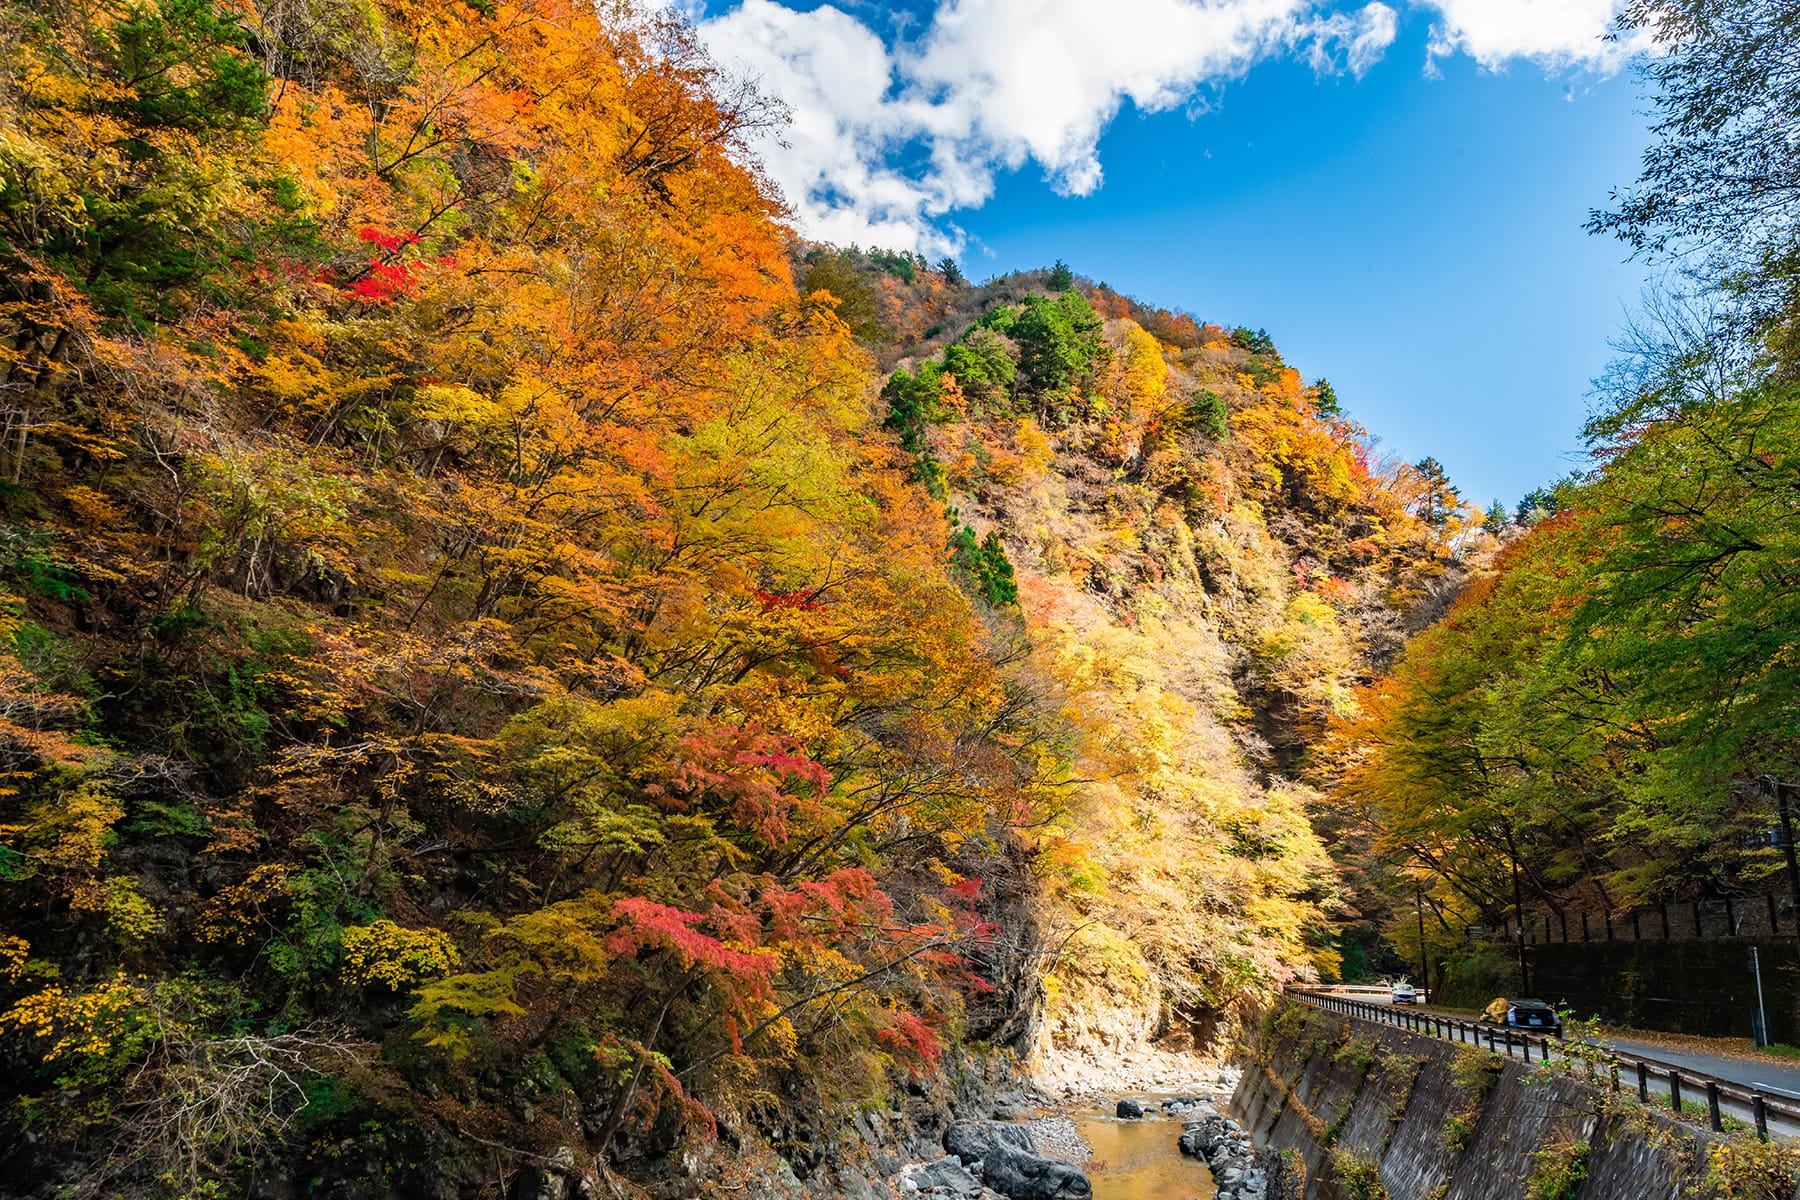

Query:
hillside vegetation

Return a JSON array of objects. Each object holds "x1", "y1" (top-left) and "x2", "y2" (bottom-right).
[
  {"x1": 843, "y1": 254, "x2": 1474, "y2": 1043},
  {"x1": 1326, "y1": 0, "x2": 1800, "y2": 998},
  {"x1": 0, "y1": 0, "x2": 1465, "y2": 1194}
]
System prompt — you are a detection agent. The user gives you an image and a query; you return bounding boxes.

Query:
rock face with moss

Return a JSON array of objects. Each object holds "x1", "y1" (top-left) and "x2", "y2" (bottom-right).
[{"x1": 1230, "y1": 1001, "x2": 1800, "y2": 1200}]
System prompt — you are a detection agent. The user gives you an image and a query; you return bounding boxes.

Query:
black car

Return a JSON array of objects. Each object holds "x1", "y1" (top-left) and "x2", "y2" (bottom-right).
[{"x1": 1480, "y1": 997, "x2": 1562, "y2": 1035}]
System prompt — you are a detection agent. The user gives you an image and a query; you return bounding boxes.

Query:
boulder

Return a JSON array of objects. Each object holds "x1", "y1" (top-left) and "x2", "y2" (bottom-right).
[
  {"x1": 901, "y1": 1156, "x2": 986, "y2": 1198},
  {"x1": 1115, "y1": 1099, "x2": 1143, "y2": 1119},
  {"x1": 945, "y1": 1121, "x2": 1039, "y2": 1166},
  {"x1": 509, "y1": 1148, "x2": 581, "y2": 1200},
  {"x1": 981, "y1": 1146, "x2": 1092, "y2": 1200}
]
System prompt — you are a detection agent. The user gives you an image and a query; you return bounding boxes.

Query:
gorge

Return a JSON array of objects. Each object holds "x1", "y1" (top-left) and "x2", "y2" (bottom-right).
[{"x1": 4, "y1": 0, "x2": 1800, "y2": 1198}]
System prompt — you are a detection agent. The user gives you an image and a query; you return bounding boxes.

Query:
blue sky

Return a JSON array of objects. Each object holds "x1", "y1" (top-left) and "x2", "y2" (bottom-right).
[{"x1": 695, "y1": 0, "x2": 1653, "y2": 510}]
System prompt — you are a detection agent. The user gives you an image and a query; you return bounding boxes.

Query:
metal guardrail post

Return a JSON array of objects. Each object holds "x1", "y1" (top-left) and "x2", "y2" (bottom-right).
[
  {"x1": 1670, "y1": 1071, "x2": 1682, "y2": 1114},
  {"x1": 1637, "y1": 1061, "x2": 1649, "y2": 1102},
  {"x1": 1523, "y1": 1037, "x2": 1531, "y2": 1063},
  {"x1": 1707, "y1": 1082, "x2": 1723, "y2": 1132},
  {"x1": 1754, "y1": 1096, "x2": 1769, "y2": 1143}
]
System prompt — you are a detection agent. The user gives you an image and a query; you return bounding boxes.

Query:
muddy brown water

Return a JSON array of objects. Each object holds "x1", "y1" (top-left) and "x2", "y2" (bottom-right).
[{"x1": 1071, "y1": 1104, "x2": 1216, "y2": 1200}]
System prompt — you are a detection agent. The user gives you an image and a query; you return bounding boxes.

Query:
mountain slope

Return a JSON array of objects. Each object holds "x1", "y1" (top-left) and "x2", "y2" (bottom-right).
[
  {"x1": 0, "y1": 3, "x2": 1469, "y2": 1194},
  {"x1": 849, "y1": 259, "x2": 1473, "y2": 1057}
]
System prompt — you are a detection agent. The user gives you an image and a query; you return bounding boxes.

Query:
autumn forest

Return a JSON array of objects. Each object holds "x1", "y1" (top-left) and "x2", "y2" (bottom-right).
[{"x1": 0, "y1": 0, "x2": 1795, "y2": 1196}]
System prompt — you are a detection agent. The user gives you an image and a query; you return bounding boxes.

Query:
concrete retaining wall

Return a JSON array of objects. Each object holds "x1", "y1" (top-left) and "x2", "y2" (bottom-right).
[{"x1": 1227, "y1": 1000, "x2": 1785, "y2": 1200}]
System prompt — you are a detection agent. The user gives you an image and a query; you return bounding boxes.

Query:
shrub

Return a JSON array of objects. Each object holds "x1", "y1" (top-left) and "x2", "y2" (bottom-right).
[
  {"x1": 1329, "y1": 1148, "x2": 1388, "y2": 1200},
  {"x1": 1525, "y1": 1137, "x2": 1589, "y2": 1200},
  {"x1": 1707, "y1": 1140, "x2": 1800, "y2": 1200},
  {"x1": 1443, "y1": 1045, "x2": 1503, "y2": 1153},
  {"x1": 1334, "y1": 1034, "x2": 1378, "y2": 1074}
]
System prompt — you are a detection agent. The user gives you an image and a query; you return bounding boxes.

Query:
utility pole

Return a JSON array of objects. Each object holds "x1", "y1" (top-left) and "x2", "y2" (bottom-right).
[{"x1": 1752, "y1": 945, "x2": 1770, "y2": 1048}]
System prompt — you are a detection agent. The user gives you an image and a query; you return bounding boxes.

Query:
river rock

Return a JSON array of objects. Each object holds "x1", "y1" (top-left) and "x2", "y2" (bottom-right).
[
  {"x1": 1024, "y1": 1115, "x2": 1088, "y2": 1162},
  {"x1": 897, "y1": 1156, "x2": 986, "y2": 1198},
  {"x1": 980, "y1": 1146, "x2": 1093, "y2": 1200},
  {"x1": 1115, "y1": 1099, "x2": 1143, "y2": 1119},
  {"x1": 945, "y1": 1121, "x2": 1040, "y2": 1166}
]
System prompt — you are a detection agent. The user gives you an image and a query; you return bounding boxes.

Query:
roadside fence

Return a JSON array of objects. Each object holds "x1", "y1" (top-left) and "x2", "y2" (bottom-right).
[
  {"x1": 1472, "y1": 896, "x2": 1796, "y2": 946},
  {"x1": 1288, "y1": 986, "x2": 1800, "y2": 1143}
]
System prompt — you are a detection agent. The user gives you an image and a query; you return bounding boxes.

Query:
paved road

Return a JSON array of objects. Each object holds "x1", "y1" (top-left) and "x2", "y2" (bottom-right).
[
  {"x1": 1316, "y1": 990, "x2": 1800, "y2": 1136},
  {"x1": 1593, "y1": 1036, "x2": 1800, "y2": 1103}
]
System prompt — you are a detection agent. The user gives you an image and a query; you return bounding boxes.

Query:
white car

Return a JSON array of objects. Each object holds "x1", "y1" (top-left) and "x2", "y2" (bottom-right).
[{"x1": 1390, "y1": 981, "x2": 1419, "y2": 1004}]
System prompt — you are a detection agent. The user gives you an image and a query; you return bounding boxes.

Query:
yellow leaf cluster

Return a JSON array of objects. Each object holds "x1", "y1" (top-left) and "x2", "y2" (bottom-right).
[{"x1": 340, "y1": 920, "x2": 461, "y2": 989}]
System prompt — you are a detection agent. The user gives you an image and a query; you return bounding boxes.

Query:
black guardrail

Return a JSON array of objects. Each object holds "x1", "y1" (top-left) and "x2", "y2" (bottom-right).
[{"x1": 1288, "y1": 987, "x2": 1800, "y2": 1143}]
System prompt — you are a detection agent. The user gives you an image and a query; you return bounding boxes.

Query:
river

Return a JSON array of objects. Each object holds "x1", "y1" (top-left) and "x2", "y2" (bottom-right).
[{"x1": 1071, "y1": 1102, "x2": 1215, "y2": 1200}]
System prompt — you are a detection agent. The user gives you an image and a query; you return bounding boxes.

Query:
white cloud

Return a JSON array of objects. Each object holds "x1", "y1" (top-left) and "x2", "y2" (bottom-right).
[
  {"x1": 1416, "y1": 0, "x2": 1633, "y2": 71},
  {"x1": 698, "y1": 0, "x2": 1638, "y2": 255},
  {"x1": 1297, "y1": 3, "x2": 1400, "y2": 76},
  {"x1": 699, "y1": 2, "x2": 951, "y2": 248},
  {"x1": 898, "y1": 0, "x2": 1321, "y2": 200}
]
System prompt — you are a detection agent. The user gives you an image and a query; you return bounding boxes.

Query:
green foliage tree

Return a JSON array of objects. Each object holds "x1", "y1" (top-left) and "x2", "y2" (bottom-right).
[
  {"x1": 1232, "y1": 326, "x2": 1278, "y2": 356},
  {"x1": 801, "y1": 249, "x2": 887, "y2": 342},
  {"x1": 950, "y1": 524, "x2": 1019, "y2": 607},
  {"x1": 870, "y1": 247, "x2": 926, "y2": 282},
  {"x1": 1572, "y1": 345, "x2": 1800, "y2": 837},
  {"x1": 1187, "y1": 389, "x2": 1230, "y2": 441},
  {"x1": 1589, "y1": 0, "x2": 1800, "y2": 321},
  {"x1": 1411, "y1": 457, "x2": 1460, "y2": 529},
  {"x1": 1513, "y1": 473, "x2": 1580, "y2": 525},
  {"x1": 994, "y1": 291, "x2": 1107, "y2": 408},
  {"x1": 1311, "y1": 378, "x2": 1341, "y2": 418},
  {"x1": 1340, "y1": 0, "x2": 1800, "y2": 963},
  {"x1": 942, "y1": 327, "x2": 1018, "y2": 411}
]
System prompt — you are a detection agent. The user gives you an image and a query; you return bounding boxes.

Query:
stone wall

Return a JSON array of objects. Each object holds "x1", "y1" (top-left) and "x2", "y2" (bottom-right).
[{"x1": 1227, "y1": 1000, "x2": 1784, "y2": 1200}]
